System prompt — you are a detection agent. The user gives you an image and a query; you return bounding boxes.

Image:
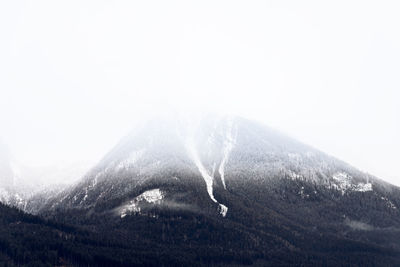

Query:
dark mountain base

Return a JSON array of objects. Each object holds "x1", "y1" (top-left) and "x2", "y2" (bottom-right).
[{"x1": 2, "y1": 176, "x2": 400, "y2": 266}]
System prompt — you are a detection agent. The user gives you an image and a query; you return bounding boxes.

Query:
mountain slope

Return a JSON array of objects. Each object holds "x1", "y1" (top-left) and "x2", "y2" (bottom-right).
[
  {"x1": 43, "y1": 115, "x2": 390, "y2": 215},
  {"x1": 31, "y1": 114, "x2": 400, "y2": 265}
]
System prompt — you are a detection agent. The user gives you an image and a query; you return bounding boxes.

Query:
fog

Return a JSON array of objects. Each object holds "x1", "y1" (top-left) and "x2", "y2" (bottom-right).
[{"x1": 0, "y1": 1, "x2": 399, "y2": 185}]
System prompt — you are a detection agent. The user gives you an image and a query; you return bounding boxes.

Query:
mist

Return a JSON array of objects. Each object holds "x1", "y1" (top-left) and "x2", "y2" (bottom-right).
[{"x1": 1, "y1": 0, "x2": 399, "y2": 186}]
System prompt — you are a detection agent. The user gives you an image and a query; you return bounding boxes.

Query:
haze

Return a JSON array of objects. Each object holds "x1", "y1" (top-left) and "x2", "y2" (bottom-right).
[{"x1": 0, "y1": 1, "x2": 399, "y2": 186}]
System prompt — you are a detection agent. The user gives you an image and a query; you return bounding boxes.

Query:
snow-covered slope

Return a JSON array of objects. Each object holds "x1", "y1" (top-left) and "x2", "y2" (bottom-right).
[{"x1": 40, "y1": 114, "x2": 394, "y2": 218}]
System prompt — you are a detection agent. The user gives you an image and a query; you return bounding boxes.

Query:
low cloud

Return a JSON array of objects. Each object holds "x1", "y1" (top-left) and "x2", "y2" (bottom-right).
[{"x1": 345, "y1": 219, "x2": 374, "y2": 231}]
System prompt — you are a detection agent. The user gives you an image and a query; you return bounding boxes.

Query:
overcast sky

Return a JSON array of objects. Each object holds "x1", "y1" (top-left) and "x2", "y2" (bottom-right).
[{"x1": 0, "y1": 1, "x2": 399, "y2": 185}]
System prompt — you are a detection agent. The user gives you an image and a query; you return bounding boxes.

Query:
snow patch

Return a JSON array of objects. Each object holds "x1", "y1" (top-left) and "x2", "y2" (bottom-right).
[
  {"x1": 138, "y1": 188, "x2": 163, "y2": 203},
  {"x1": 354, "y1": 183, "x2": 373, "y2": 192},
  {"x1": 120, "y1": 189, "x2": 164, "y2": 218},
  {"x1": 332, "y1": 172, "x2": 352, "y2": 194},
  {"x1": 331, "y1": 172, "x2": 373, "y2": 194},
  {"x1": 218, "y1": 204, "x2": 228, "y2": 217}
]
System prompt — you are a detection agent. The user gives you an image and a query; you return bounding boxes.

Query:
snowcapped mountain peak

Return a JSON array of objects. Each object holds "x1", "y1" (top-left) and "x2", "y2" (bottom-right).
[{"x1": 43, "y1": 113, "x2": 392, "y2": 218}]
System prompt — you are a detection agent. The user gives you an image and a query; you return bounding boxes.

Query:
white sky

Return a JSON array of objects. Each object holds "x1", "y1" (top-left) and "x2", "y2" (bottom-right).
[{"x1": 0, "y1": 1, "x2": 399, "y2": 185}]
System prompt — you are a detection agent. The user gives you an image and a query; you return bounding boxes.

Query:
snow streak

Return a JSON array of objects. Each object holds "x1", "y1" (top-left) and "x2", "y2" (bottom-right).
[
  {"x1": 218, "y1": 118, "x2": 237, "y2": 190},
  {"x1": 186, "y1": 139, "x2": 218, "y2": 203},
  {"x1": 186, "y1": 120, "x2": 232, "y2": 217}
]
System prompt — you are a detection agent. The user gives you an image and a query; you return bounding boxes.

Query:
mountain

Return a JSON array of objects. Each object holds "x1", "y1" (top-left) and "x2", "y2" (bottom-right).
[
  {"x1": 43, "y1": 114, "x2": 395, "y2": 215},
  {"x1": 23, "y1": 115, "x2": 400, "y2": 266},
  {"x1": 23, "y1": 114, "x2": 399, "y2": 266}
]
